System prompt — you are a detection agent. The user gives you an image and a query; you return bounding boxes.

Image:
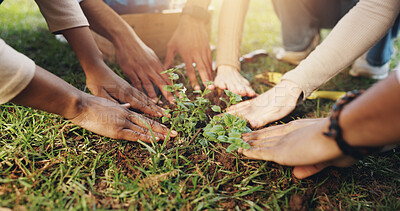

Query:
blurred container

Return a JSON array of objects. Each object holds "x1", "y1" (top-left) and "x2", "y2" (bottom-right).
[{"x1": 104, "y1": 0, "x2": 170, "y2": 14}]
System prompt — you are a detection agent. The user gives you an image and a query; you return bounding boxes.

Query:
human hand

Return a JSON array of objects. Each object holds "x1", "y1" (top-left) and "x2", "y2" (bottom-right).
[
  {"x1": 227, "y1": 80, "x2": 302, "y2": 128},
  {"x1": 70, "y1": 94, "x2": 177, "y2": 142},
  {"x1": 214, "y1": 65, "x2": 256, "y2": 97},
  {"x1": 114, "y1": 36, "x2": 174, "y2": 103},
  {"x1": 164, "y1": 16, "x2": 214, "y2": 90},
  {"x1": 240, "y1": 118, "x2": 356, "y2": 178},
  {"x1": 85, "y1": 62, "x2": 166, "y2": 117}
]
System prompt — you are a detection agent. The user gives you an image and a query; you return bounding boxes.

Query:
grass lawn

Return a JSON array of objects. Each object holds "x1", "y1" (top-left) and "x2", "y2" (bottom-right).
[{"x1": 1, "y1": 0, "x2": 400, "y2": 210}]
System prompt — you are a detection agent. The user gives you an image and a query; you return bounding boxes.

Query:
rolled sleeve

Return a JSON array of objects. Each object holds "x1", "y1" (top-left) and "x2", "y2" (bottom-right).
[
  {"x1": 35, "y1": 0, "x2": 89, "y2": 33},
  {"x1": 0, "y1": 39, "x2": 35, "y2": 104}
]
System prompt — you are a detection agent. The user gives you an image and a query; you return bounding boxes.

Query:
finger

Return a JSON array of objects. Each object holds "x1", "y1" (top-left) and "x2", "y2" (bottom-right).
[
  {"x1": 139, "y1": 74, "x2": 158, "y2": 101},
  {"x1": 126, "y1": 120, "x2": 168, "y2": 140},
  {"x1": 164, "y1": 46, "x2": 176, "y2": 69},
  {"x1": 183, "y1": 58, "x2": 199, "y2": 90},
  {"x1": 126, "y1": 71, "x2": 144, "y2": 93},
  {"x1": 245, "y1": 136, "x2": 281, "y2": 147},
  {"x1": 119, "y1": 129, "x2": 159, "y2": 143},
  {"x1": 242, "y1": 146, "x2": 273, "y2": 161},
  {"x1": 214, "y1": 75, "x2": 227, "y2": 90},
  {"x1": 99, "y1": 87, "x2": 119, "y2": 104},
  {"x1": 127, "y1": 112, "x2": 177, "y2": 137},
  {"x1": 128, "y1": 96, "x2": 163, "y2": 117},
  {"x1": 150, "y1": 72, "x2": 175, "y2": 103},
  {"x1": 293, "y1": 163, "x2": 330, "y2": 179},
  {"x1": 195, "y1": 56, "x2": 214, "y2": 90},
  {"x1": 243, "y1": 124, "x2": 287, "y2": 139},
  {"x1": 128, "y1": 87, "x2": 166, "y2": 116},
  {"x1": 244, "y1": 85, "x2": 257, "y2": 97},
  {"x1": 226, "y1": 100, "x2": 252, "y2": 112}
]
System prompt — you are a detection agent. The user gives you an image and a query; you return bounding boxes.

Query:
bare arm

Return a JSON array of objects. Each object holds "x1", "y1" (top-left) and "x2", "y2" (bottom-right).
[
  {"x1": 164, "y1": 0, "x2": 214, "y2": 90},
  {"x1": 241, "y1": 72, "x2": 400, "y2": 178},
  {"x1": 11, "y1": 65, "x2": 176, "y2": 142},
  {"x1": 61, "y1": 26, "x2": 165, "y2": 117},
  {"x1": 79, "y1": 0, "x2": 173, "y2": 102}
]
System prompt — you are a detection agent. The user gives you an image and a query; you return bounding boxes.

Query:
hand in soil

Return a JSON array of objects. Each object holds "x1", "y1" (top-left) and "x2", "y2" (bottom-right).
[
  {"x1": 226, "y1": 80, "x2": 302, "y2": 128},
  {"x1": 114, "y1": 38, "x2": 174, "y2": 103},
  {"x1": 85, "y1": 62, "x2": 166, "y2": 117},
  {"x1": 70, "y1": 95, "x2": 177, "y2": 143},
  {"x1": 240, "y1": 118, "x2": 356, "y2": 178},
  {"x1": 214, "y1": 65, "x2": 256, "y2": 97},
  {"x1": 164, "y1": 16, "x2": 214, "y2": 91}
]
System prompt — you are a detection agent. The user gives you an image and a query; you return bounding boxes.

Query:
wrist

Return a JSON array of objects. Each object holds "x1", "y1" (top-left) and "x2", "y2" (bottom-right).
[{"x1": 61, "y1": 91, "x2": 85, "y2": 120}]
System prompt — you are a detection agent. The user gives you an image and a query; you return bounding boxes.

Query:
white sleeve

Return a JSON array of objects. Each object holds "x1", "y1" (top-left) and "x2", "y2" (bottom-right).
[
  {"x1": 0, "y1": 39, "x2": 35, "y2": 104},
  {"x1": 281, "y1": 0, "x2": 400, "y2": 97}
]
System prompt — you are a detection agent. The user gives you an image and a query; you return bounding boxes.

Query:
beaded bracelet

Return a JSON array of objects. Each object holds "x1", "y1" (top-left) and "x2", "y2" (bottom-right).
[{"x1": 323, "y1": 90, "x2": 381, "y2": 160}]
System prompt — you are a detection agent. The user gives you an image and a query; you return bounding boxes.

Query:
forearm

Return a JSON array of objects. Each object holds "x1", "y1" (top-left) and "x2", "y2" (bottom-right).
[
  {"x1": 11, "y1": 65, "x2": 83, "y2": 119},
  {"x1": 339, "y1": 73, "x2": 400, "y2": 147},
  {"x1": 282, "y1": 0, "x2": 400, "y2": 97},
  {"x1": 79, "y1": 0, "x2": 145, "y2": 48},
  {"x1": 61, "y1": 26, "x2": 105, "y2": 75},
  {"x1": 216, "y1": 0, "x2": 249, "y2": 71}
]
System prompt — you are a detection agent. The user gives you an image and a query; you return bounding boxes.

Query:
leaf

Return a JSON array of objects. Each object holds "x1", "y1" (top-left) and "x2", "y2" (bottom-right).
[
  {"x1": 217, "y1": 135, "x2": 228, "y2": 142},
  {"x1": 161, "y1": 116, "x2": 169, "y2": 123},
  {"x1": 228, "y1": 131, "x2": 241, "y2": 138},
  {"x1": 228, "y1": 137, "x2": 242, "y2": 145},
  {"x1": 226, "y1": 144, "x2": 239, "y2": 152},
  {"x1": 169, "y1": 73, "x2": 179, "y2": 80},
  {"x1": 223, "y1": 113, "x2": 237, "y2": 127},
  {"x1": 241, "y1": 142, "x2": 251, "y2": 149},
  {"x1": 173, "y1": 83, "x2": 183, "y2": 89},
  {"x1": 211, "y1": 125, "x2": 225, "y2": 133},
  {"x1": 204, "y1": 132, "x2": 217, "y2": 139},
  {"x1": 211, "y1": 105, "x2": 221, "y2": 113},
  {"x1": 193, "y1": 90, "x2": 202, "y2": 94},
  {"x1": 164, "y1": 85, "x2": 174, "y2": 92}
]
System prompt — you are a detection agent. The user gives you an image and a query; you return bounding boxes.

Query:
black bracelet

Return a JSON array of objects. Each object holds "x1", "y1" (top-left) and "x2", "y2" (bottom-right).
[{"x1": 323, "y1": 90, "x2": 381, "y2": 160}]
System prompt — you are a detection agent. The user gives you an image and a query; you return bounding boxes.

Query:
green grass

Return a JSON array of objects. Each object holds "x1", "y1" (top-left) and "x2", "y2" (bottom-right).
[{"x1": 1, "y1": 0, "x2": 400, "y2": 210}]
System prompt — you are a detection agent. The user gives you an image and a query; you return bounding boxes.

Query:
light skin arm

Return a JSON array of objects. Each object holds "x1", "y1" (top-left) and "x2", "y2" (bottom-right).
[
  {"x1": 164, "y1": 0, "x2": 214, "y2": 90},
  {"x1": 79, "y1": 0, "x2": 173, "y2": 102},
  {"x1": 214, "y1": 0, "x2": 256, "y2": 97},
  {"x1": 61, "y1": 26, "x2": 166, "y2": 117},
  {"x1": 11, "y1": 65, "x2": 177, "y2": 142},
  {"x1": 240, "y1": 73, "x2": 400, "y2": 178}
]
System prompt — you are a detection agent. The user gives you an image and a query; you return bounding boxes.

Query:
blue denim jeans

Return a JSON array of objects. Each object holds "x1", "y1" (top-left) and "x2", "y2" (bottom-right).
[
  {"x1": 367, "y1": 14, "x2": 400, "y2": 66},
  {"x1": 272, "y1": 0, "x2": 400, "y2": 66}
]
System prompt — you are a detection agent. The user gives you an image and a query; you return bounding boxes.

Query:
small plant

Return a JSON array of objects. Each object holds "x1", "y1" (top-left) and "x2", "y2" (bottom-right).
[
  {"x1": 161, "y1": 69, "x2": 211, "y2": 140},
  {"x1": 161, "y1": 69, "x2": 251, "y2": 153},
  {"x1": 202, "y1": 90, "x2": 251, "y2": 152}
]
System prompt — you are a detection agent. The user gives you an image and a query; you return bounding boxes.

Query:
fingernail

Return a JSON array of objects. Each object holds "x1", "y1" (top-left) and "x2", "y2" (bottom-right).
[
  {"x1": 207, "y1": 84, "x2": 215, "y2": 90},
  {"x1": 151, "y1": 98, "x2": 158, "y2": 103},
  {"x1": 155, "y1": 137, "x2": 160, "y2": 141},
  {"x1": 157, "y1": 112, "x2": 163, "y2": 117},
  {"x1": 194, "y1": 85, "x2": 200, "y2": 90},
  {"x1": 238, "y1": 148, "x2": 243, "y2": 153},
  {"x1": 171, "y1": 130, "x2": 178, "y2": 136}
]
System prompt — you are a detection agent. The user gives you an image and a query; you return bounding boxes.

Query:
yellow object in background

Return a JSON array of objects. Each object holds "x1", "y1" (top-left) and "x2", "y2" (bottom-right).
[{"x1": 255, "y1": 72, "x2": 346, "y2": 101}]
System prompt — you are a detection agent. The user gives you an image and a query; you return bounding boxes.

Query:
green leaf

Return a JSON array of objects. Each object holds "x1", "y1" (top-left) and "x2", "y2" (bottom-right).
[
  {"x1": 228, "y1": 137, "x2": 242, "y2": 145},
  {"x1": 173, "y1": 83, "x2": 183, "y2": 89},
  {"x1": 193, "y1": 90, "x2": 202, "y2": 94},
  {"x1": 169, "y1": 73, "x2": 179, "y2": 80},
  {"x1": 229, "y1": 131, "x2": 241, "y2": 138},
  {"x1": 217, "y1": 135, "x2": 228, "y2": 142},
  {"x1": 211, "y1": 125, "x2": 225, "y2": 133},
  {"x1": 204, "y1": 132, "x2": 217, "y2": 139},
  {"x1": 211, "y1": 105, "x2": 221, "y2": 113},
  {"x1": 223, "y1": 113, "x2": 236, "y2": 127},
  {"x1": 241, "y1": 142, "x2": 251, "y2": 149},
  {"x1": 161, "y1": 116, "x2": 169, "y2": 123},
  {"x1": 226, "y1": 144, "x2": 239, "y2": 152},
  {"x1": 164, "y1": 85, "x2": 174, "y2": 92}
]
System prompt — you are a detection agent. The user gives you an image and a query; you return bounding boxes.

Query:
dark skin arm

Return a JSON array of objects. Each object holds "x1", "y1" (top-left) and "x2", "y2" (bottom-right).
[
  {"x1": 11, "y1": 65, "x2": 177, "y2": 142},
  {"x1": 61, "y1": 26, "x2": 166, "y2": 117},
  {"x1": 79, "y1": 0, "x2": 173, "y2": 102}
]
